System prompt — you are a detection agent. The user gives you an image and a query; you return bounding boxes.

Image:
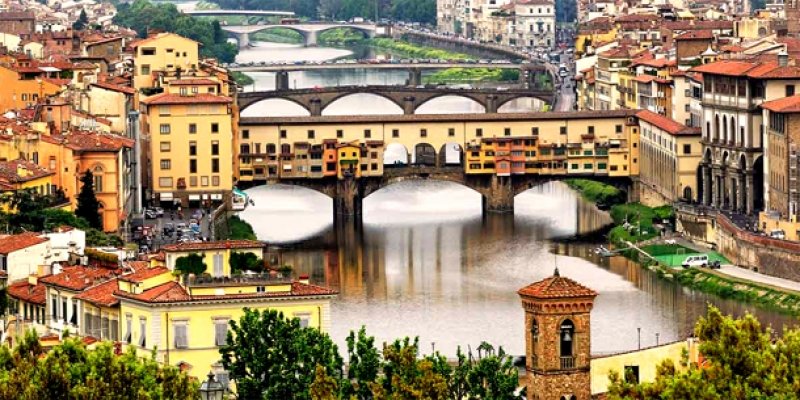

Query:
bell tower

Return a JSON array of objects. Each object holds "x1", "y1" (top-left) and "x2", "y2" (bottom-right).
[{"x1": 518, "y1": 269, "x2": 597, "y2": 400}]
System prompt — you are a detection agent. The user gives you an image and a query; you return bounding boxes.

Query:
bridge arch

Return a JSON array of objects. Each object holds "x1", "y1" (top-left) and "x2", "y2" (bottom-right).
[
  {"x1": 414, "y1": 94, "x2": 487, "y2": 114},
  {"x1": 438, "y1": 142, "x2": 463, "y2": 166},
  {"x1": 240, "y1": 98, "x2": 312, "y2": 117},
  {"x1": 315, "y1": 25, "x2": 375, "y2": 40},
  {"x1": 384, "y1": 143, "x2": 410, "y2": 165},
  {"x1": 497, "y1": 95, "x2": 547, "y2": 112},
  {"x1": 322, "y1": 92, "x2": 404, "y2": 115},
  {"x1": 413, "y1": 143, "x2": 437, "y2": 166}
]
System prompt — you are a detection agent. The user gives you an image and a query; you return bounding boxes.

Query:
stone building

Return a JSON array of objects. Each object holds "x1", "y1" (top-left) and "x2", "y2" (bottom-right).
[
  {"x1": 518, "y1": 269, "x2": 597, "y2": 400},
  {"x1": 760, "y1": 95, "x2": 800, "y2": 240},
  {"x1": 0, "y1": 11, "x2": 34, "y2": 38}
]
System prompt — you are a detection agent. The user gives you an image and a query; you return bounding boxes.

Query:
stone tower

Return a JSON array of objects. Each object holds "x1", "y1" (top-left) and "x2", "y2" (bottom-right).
[{"x1": 518, "y1": 269, "x2": 597, "y2": 400}]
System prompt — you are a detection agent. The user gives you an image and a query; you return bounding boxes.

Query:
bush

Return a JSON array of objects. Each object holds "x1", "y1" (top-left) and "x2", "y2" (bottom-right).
[
  {"x1": 230, "y1": 252, "x2": 262, "y2": 273},
  {"x1": 565, "y1": 179, "x2": 625, "y2": 207},
  {"x1": 224, "y1": 215, "x2": 257, "y2": 240},
  {"x1": 175, "y1": 253, "x2": 207, "y2": 275}
]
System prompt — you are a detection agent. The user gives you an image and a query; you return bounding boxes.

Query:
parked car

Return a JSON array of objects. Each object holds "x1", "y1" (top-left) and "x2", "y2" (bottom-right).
[
  {"x1": 769, "y1": 229, "x2": 786, "y2": 240},
  {"x1": 144, "y1": 209, "x2": 157, "y2": 219},
  {"x1": 163, "y1": 223, "x2": 175, "y2": 236},
  {"x1": 154, "y1": 207, "x2": 164, "y2": 217},
  {"x1": 705, "y1": 260, "x2": 721, "y2": 269},
  {"x1": 681, "y1": 254, "x2": 709, "y2": 268}
]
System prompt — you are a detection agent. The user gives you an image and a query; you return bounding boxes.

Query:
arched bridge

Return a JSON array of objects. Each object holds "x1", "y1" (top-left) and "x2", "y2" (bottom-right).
[
  {"x1": 237, "y1": 86, "x2": 554, "y2": 115},
  {"x1": 222, "y1": 23, "x2": 379, "y2": 48},
  {"x1": 182, "y1": 9, "x2": 295, "y2": 17}
]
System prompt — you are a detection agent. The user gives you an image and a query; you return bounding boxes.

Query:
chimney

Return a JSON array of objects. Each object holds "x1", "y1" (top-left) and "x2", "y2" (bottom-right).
[
  {"x1": 16, "y1": 163, "x2": 28, "y2": 178},
  {"x1": 298, "y1": 274, "x2": 310, "y2": 285},
  {"x1": 28, "y1": 274, "x2": 37, "y2": 286},
  {"x1": 779, "y1": 49, "x2": 789, "y2": 68}
]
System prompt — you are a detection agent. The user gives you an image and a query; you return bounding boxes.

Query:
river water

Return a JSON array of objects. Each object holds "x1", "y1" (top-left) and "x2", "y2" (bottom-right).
[{"x1": 235, "y1": 41, "x2": 797, "y2": 357}]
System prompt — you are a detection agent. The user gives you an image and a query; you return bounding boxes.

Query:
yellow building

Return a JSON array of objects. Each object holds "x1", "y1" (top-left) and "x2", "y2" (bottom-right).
[
  {"x1": 157, "y1": 240, "x2": 264, "y2": 277},
  {"x1": 141, "y1": 92, "x2": 234, "y2": 206},
  {"x1": 0, "y1": 64, "x2": 64, "y2": 113},
  {"x1": 0, "y1": 158, "x2": 55, "y2": 197},
  {"x1": 637, "y1": 110, "x2": 701, "y2": 206},
  {"x1": 132, "y1": 33, "x2": 200, "y2": 91},
  {"x1": 337, "y1": 142, "x2": 362, "y2": 179}
]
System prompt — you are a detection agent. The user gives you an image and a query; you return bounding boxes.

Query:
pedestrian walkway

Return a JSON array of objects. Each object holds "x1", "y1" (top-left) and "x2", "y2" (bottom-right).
[{"x1": 714, "y1": 265, "x2": 800, "y2": 293}]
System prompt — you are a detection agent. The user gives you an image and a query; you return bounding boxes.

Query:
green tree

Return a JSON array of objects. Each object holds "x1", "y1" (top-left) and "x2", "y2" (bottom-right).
[
  {"x1": 607, "y1": 306, "x2": 800, "y2": 399},
  {"x1": 229, "y1": 251, "x2": 262, "y2": 273},
  {"x1": 371, "y1": 337, "x2": 449, "y2": 400},
  {"x1": 73, "y1": 9, "x2": 88, "y2": 30},
  {"x1": 465, "y1": 342, "x2": 518, "y2": 399},
  {"x1": 174, "y1": 253, "x2": 207, "y2": 275},
  {"x1": 220, "y1": 308, "x2": 343, "y2": 400},
  {"x1": 311, "y1": 365, "x2": 340, "y2": 400},
  {"x1": 75, "y1": 170, "x2": 102, "y2": 230},
  {"x1": 340, "y1": 327, "x2": 380, "y2": 400}
]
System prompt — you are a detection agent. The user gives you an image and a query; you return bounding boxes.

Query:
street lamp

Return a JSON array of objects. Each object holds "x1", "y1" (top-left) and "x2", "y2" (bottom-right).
[{"x1": 199, "y1": 371, "x2": 225, "y2": 400}]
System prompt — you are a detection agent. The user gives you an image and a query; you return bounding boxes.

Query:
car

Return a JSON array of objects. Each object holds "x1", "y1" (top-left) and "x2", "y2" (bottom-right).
[
  {"x1": 189, "y1": 222, "x2": 201, "y2": 234},
  {"x1": 706, "y1": 260, "x2": 722, "y2": 269},
  {"x1": 154, "y1": 207, "x2": 164, "y2": 217},
  {"x1": 681, "y1": 254, "x2": 709, "y2": 268},
  {"x1": 163, "y1": 223, "x2": 175, "y2": 235},
  {"x1": 144, "y1": 209, "x2": 157, "y2": 219},
  {"x1": 769, "y1": 229, "x2": 786, "y2": 240}
]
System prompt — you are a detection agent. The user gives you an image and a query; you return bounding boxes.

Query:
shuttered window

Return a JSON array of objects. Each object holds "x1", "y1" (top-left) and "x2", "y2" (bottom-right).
[
  {"x1": 174, "y1": 324, "x2": 188, "y2": 349},
  {"x1": 139, "y1": 318, "x2": 146, "y2": 348},
  {"x1": 124, "y1": 316, "x2": 132, "y2": 343},
  {"x1": 215, "y1": 321, "x2": 228, "y2": 346},
  {"x1": 101, "y1": 317, "x2": 110, "y2": 339}
]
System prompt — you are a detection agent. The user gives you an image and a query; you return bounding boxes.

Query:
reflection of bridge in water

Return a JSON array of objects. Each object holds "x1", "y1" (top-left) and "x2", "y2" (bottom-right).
[
  {"x1": 221, "y1": 22, "x2": 380, "y2": 48},
  {"x1": 238, "y1": 86, "x2": 554, "y2": 115}
]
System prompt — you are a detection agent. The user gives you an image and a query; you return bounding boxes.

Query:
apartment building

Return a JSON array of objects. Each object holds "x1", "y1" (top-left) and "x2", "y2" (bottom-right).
[
  {"x1": 760, "y1": 95, "x2": 800, "y2": 240},
  {"x1": 514, "y1": 0, "x2": 556, "y2": 48}
]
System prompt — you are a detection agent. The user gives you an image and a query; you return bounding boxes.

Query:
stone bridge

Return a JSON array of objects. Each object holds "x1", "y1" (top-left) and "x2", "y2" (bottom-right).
[
  {"x1": 237, "y1": 86, "x2": 554, "y2": 115},
  {"x1": 240, "y1": 166, "x2": 635, "y2": 225},
  {"x1": 222, "y1": 23, "x2": 379, "y2": 48}
]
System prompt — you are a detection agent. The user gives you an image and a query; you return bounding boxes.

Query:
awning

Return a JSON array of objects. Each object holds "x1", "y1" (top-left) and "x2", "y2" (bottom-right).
[
  {"x1": 160, "y1": 192, "x2": 174, "y2": 201},
  {"x1": 188, "y1": 195, "x2": 201, "y2": 201}
]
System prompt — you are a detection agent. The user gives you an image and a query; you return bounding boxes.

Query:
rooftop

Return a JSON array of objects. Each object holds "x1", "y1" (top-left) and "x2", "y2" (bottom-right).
[
  {"x1": 0, "y1": 159, "x2": 54, "y2": 184},
  {"x1": 0, "y1": 232, "x2": 48, "y2": 255},
  {"x1": 636, "y1": 110, "x2": 701, "y2": 136},
  {"x1": 39, "y1": 266, "x2": 119, "y2": 292},
  {"x1": 140, "y1": 93, "x2": 232, "y2": 105},
  {"x1": 160, "y1": 240, "x2": 263, "y2": 252},
  {"x1": 115, "y1": 280, "x2": 337, "y2": 304},
  {"x1": 761, "y1": 95, "x2": 800, "y2": 113},
  {"x1": 53, "y1": 131, "x2": 134, "y2": 152},
  {"x1": 73, "y1": 278, "x2": 120, "y2": 307},
  {"x1": 117, "y1": 266, "x2": 169, "y2": 283},
  {"x1": 518, "y1": 269, "x2": 598, "y2": 299},
  {"x1": 7, "y1": 279, "x2": 46, "y2": 305}
]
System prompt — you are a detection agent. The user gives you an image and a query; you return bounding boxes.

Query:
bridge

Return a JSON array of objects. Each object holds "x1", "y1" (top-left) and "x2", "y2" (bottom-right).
[
  {"x1": 237, "y1": 86, "x2": 554, "y2": 115},
  {"x1": 221, "y1": 23, "x2": 380, "y2": 48},
  {"x1": 182, "y1": 9, "x2": 295, "y2": 17}
]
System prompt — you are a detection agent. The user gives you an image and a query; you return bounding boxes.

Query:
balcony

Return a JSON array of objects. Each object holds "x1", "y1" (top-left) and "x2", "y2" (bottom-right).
[
  {"x1": 560, "y1": 356, "x2": 575, "y2": 369},
  {"x1": 185, "y1": 273, "x2": 291, "y2": 287}
]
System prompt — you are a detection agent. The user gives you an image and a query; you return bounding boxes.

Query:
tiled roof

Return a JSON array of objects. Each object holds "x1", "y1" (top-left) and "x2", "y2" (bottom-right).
[
  {"x1": 692, "y1": 60, "x2": 800, "y2": 79},
  {"x1": 675, "y1": 30, "x2": 713, "y2": 40},
  {"x1": 118, "y1": 266, "x2": 170, "y2": 283},
  {"x1": 130, "y1": 32, "x2": 199, "y2": 48},
  {"x1": 0, "y1": 159, "x2": 54, "y2": 184},
  {"x1": 0, "y1": 11, "x2": 34, "y2": 20},
  {"x1": 690, "y1": 60, "x2": 768, "y2": 76},
  {"x1": 73, "y1": 278, "x2": 120, "y2": 307},
  {"x1": 761, "y1": 95, "x2": 800, "y2": 113},
  {"x1": 90, "y1": 81, "x2": 135, "y2": 95},
  {"x1": 160, "y1": 240, "x2": 263, "y2": 252},
  {"x1": 663, "y1": 20, "x2": 733, "y2": 31},
  {"x1": 7, "y1": 279, "x2": 47, "y2": 305},
  {"x1": 636, "y1": 110, "x2": 701, "y2": 136},
  {"x1": 57, "y1": 131, "x2": 134, "y2": 152},
  {"x1": 0, "y1": 232, "x2": 48, "y2": 254},
  {"x1": 140, "y1": 93, "x2": 232, "y2": 105},
  {"x1": 168, "y1": 78, "x2": 218, "y2": 85},
  {"x1": 39, "y1": 266, "x2": 119, "y2": 292},
  {"x1": 518, "y1": 271, "x2": 597, "y2": 299},
  {"x1": 115, "y1": 281, "x2": 337, "y2": 304}
]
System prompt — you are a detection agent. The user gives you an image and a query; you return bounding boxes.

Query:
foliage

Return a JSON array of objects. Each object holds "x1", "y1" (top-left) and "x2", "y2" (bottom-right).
[
  {"x1": 221, "y1": 215, "x2": 257, "y2": 240},
  {"x1": 75, "y1": 170, "x2": 102, "y2": 230},
  {"x1": 369, "y1": 38, "x2": 472, "y2": 60},
  {"x1": 212, "y1": 0, "x2": 320, "y2": 18},
  {"x1": 231, "y1": 71, "x2": 254, "y2": 86},
  {"x1": 210, "y1": 0, "x2": 434, "y2": 22},
  {"x1": 229, "y1": 251, "x2": 262, "y2": 273},
  {"x1": 114, "y1": 0, "x2": 238, "y2": 63},
  {"x1": 391, "y1": 0, "x2": 435, "y2": 24},
  {"x1": 220, "y1": 308, "x2": 343, "y2": 400},
  {"x1": 607, "y1": 306, "x2": 800, "y2": 399},
  {"x1": 318, "y1": 28, "x2": 367, "y2": 45},
  {"x1": 72, "y1": 9, "x2": 88, "y2": 30},
  {"x1": 340, "y1": 327, "x2": 380, "y2": 399},
  {"x1": 608, "y1": 203, "x2": 673, "y2": 244},
  {"x1": 564, "y1": 178, "x2": 626, "y2": 208},
  {"x1": 0, "y1": 332, "x2": 198, "y2": 399},
  {"x1": 174, "y1": 253, "x2": 207, "y2": 275},
  {"x1": 555, "y1": 0, "x2": 576, "y2": 22},
  {"x1": 424, "y1": 68, "x2": 519, "y2": 83}
]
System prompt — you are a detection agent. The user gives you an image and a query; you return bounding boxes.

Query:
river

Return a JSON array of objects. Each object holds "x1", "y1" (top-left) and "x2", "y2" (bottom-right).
[{"x1": 234, "y1": 40, "x2": 797, "y2": 357}]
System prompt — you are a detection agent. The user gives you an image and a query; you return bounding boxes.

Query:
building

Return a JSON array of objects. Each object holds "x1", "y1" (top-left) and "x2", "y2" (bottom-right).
[
  {"x1": 760, "y1": 95, "x2": 800, "y2": 240},
  {"x1": 0, "y1": 11, "x2": 34, "y2": 38},
  {"x1": 156, "y1": 240, "x2": 264, "y2": 277},
  {"x1": 637, "y1": 110, "x2": 702, "y2": 205},
  {"x1": 132, "y1": 33, "x2": 200, "y2": 91},
  {"x1": 515, "y1": 0, "x2": 556, "y2": 49},
  {"x1": 518, "y1": 269, "x2": 597, "y2": 400},
  {"x1": 0, "y1": 64, "x2": 65, "y2": 112},
  {"x1": 140, "y1": 91, "x2": 234, "y2": 207},
  {"x1": 0, "y1": 232, "x2": 50, "y2": 282},
  {"x1": 0, "y1": 158, "x2": 55, "y2": 198}
]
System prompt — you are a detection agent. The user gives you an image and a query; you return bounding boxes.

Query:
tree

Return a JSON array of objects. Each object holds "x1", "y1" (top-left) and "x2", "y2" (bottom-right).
[
  {"x1": 311, "y1": 365, "x2": 339, "y2": 400},
  {"x1": 220, "y1": 308, "x2": 343, "y2": 400},
  {"x1": 607, "y1": 306, "x2": 800, "y2": 399},
  {"x1": 174, "y1": 253, "x2": 207, "y2": 275},
  {"x1": 340, "y1": 327, "x2": 380, "y2": 400},
  {"x1": 229, "y1": 251, "x2": 262, "y2": 273},
  {"x1": 75, "y1": 170, "x2": 102, "y2": 230},
  {"x1": 73, "y1": 9, "x2": 88, "y2": 30}
]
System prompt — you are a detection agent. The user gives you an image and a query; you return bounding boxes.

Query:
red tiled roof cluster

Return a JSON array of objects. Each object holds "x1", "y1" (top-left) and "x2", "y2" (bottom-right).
[
  {"x1": 0, "y1": 232, "x2": 48, "y2": 254},
  {"x1": 115, "y1": 281, "x2": 337, "y2": 304},
  {"x1": 168, "y1": 78, "x2": 218, "y2": 86},
  {"x1": 663, "y1": 20, "x2": 733, "y2": 31},
  {"x1": 0, "y1": 159, "x2": 54, "y2": 185},
  {"x1": 140, "y1": 93, "x2": 232, "y2": 105},
  {"x1": 118, "y1": 266, "x2": 169, "y2": 283},
  {"x1": 675, "y1": 30, "x2": 713, "y2": 40},
  {"x1": 54, "y1": 131, "x2": 134, "y2": 152},
  {"x1": 73, "y1": 278, "x2": 120, "y2": 307},
  {"x1": 518, "y1": 271, "x2": 597, "y2": 299},
  {"x1": 7, "y1": 279, "x2": 47, "y2": 305},
  {"x1": 160, "y1": 240, "x2": 263, "y2": 252},
  {"x1": 636, "y1": 110, "x2": 701, "y2": 136},
  {"x1": 39, "y1": 266, "x2": 119, "y2": 291},
  {"x1": 761, "y1": 95, "x2": 800, "y2": 113},
  {"x1": 90, "y1": 81, "x2": 135, "y2": 95}
]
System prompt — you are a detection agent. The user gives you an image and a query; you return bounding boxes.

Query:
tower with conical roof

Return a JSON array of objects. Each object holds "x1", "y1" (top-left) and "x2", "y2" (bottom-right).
[{"x1": 518, "y1": 269, "x2": 597, "y2": 400}]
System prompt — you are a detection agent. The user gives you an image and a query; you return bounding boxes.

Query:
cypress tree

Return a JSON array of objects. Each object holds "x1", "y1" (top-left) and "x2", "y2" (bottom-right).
[{"x1": 75, "y1": 170, "x2": 102, "y2": 230}]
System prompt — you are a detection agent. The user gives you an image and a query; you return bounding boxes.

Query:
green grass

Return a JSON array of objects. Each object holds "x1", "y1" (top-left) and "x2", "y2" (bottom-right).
[
  {"x1": 564, "y1": 179, "x2": 625, "y2": 206},
  {"x1": 652, "y1": 252, "x2": 730, "y2": 268},
  {"x1": 368, "y1": 38, "x2": 472, "y2": 60},
  {"x1": 423, "y1": 67, "x2": 519, "y2": 83},
  {"x1": 608, "y1": 203, "x2": 673, "y2": 244}
]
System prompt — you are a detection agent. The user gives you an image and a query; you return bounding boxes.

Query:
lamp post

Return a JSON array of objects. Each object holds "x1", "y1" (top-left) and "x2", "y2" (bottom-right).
[{"x1": 199, "y1": 371, "x2": 225, "y2": 400}]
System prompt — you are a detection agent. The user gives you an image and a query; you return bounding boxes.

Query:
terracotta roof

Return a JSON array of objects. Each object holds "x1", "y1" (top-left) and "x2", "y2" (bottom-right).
[
  {"x1": 663, "y1": 20, "x2": 733, "y2": 31},
  {"x1": 115, "y1": 281, "x2": 337, "y2": 304},
  {"x1": 0, "y1": 232, "x2": 48, "y2": 254},
  {"x1": 7, "y1": 279, "x2": 46, "y2": 305},
  {"x1": 518, "y1": 271, "x2": 597, "y2": 299},
  {"x1": 636, "y1": 110, "x2": 700, "y2": 136},
  {"x1": 118, "y1": 266, "x2": 170, "y2": 283},
  {"x1": 168, "y1": 78, "x2": 218, "y2": 86},
  {"x1": 130, "y1": 32, "x2": 199, "y2": 49},
  {"x1": 160, "y1": 240, "x2": 263, "y2": 252},
  {"x1": 692, "y1": 60, "x2": 800, "y2": 79},
  {"x1": 57, "y1": 131, "x2": 134, "y2": 152},
  {"x1": 761, "y1": 95, "x2": 800, "y2": 113},
  {"x1": 90, "y1": 81, "x2": 135, "y2": 95},
  {"x1": 39, "y1": 266, "x2": 119, "y2": 292},
  {"x1": 73, "y1": 278, "x2": 120, "y2": 307},
  {"x1": 0, "y1": 159, "x2": 54, "y2": 184},
  {"x1": 675, "y1": 30, "x2": 713, "y2": 40},
  {"x1": 690, "y1": 60, "x2": 769, "y2": 76},
  {"x1": 140, "y1": 93, "x2": 232, "y2": 105},
  {"x1": 0, "y1": 11, "x2": 34, "y2": 20},
  {"x1": 634, "y1": 75, "x2": 657, "y2": 83},
  {"x1": 126, "y1": 261, "x2": 150, "y2": 272}
]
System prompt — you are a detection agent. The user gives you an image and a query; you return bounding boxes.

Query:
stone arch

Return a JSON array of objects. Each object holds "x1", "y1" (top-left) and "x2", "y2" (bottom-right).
[
  {"x1": 362, "y1": 175, "x2": 484, "y2": 199},
  {"x1": 721, "y1": 150, "x2": 729, "y2": 167},
  {"x1": 413, "y1": 143, "x2": 437, "y2": 166},
  {"x1": 315, "y1": 25, "x2": 374, "y2": 40},
  {"x1": 714, "y1": 114, "x2": 720, "y2": 141},
  {"x1": 321, "y1": 92, "x2": 404, "y2": 115},
  {"x1": 683, "y1": 186, "x2": 693, "y2": 202},
  {"x1": 240, "y1": 97, "x2": 312, "y2": 116},
  {"x1": 414, "y1": 94, "x2": 487, "y2": 114},
  {"x1": 384, "y1": 142, "x2": 410, "y2": 166},
  {"x1": 438, "y1": 142, "x2": 463, "y2": 166},
  {"x1": 722, "y1": 115, "x2": 728, "y2": 140},
  {"x1": 496, "y1": 95, "x2": 547, "y2": 112},
  {"x1": 559, "y1": 318, "x2": 575, "y2": 358},
  {"x1": 753, "y1": 155, "x2": 764, "y2": 212},
  {"x1": 729, "y1": 117, "x2": 735, "y2": 143},
  {"x1": 703, "y1": 147, "x2": 713, "y2": 163}
]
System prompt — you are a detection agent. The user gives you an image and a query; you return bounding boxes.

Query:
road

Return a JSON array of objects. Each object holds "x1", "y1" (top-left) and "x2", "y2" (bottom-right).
[{"x1": 553, "y1": 52, "x2": 576, "y2": 111}]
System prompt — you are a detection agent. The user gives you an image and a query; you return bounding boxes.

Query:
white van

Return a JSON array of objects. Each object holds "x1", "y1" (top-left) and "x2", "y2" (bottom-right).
[
  {"x1": 769, "y1": 229, "x2": 786, "y2": 240},
  {"x1": 681, "y1": 254, "x2": 708, "y2": 268}
]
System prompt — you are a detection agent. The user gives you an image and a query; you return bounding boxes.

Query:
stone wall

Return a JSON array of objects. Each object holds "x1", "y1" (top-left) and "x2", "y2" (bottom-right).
[
  {"x1": 716, "y1": 214, "x2": 800, "y2": 280},
  {"x1": 638, "y1": 183, "x2": 672, "y2": 208}
]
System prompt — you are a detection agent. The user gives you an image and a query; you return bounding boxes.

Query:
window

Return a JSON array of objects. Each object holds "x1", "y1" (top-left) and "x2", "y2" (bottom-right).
[
  {"x1": 597, "y1": 163, "x2": 607, "y2": 170},
  {"x1": 212, "y1": 176, "x2": 220, "y2": 186},
  {"x1": 787, "y1": 85, "x2": 796, "y2": 97},
  {"x1": 308, "y1": 130, "x2": 315, "y2": 139},
  {"x1": 201, "y1": 176, "x2": 209, "y2": 186},
  {"x1": 173, "y1": 322, "x2": 188, "y2": 349},
  {"x1": 560, "y1": 319, "x2": 574, "y2": 359},
  {"x1": 180, "y1": 87, "x2": 187, "y2": 96},
  {"x1": 211, "y1": 123, "x2": 219, "y2": 133},
  {"x1": 212, "y1": 141, "x2": 219, "y2": 155},
  {"x1": 93, "y1": 174, "x2": 103, "y2": 193},
  {"x1": 624, "y1": 366, "x2": 640, "y2": 384},
  {"x1": 476, "y1": 128, "x2": 483, "y2": 137},
  {"x1": 212, "y1": 319, "x2": 229, "y2": 346},
  {"x1": 160, "y1": 142, "x2": 171, "y2": 152},
  {"x1": 364, "y1": 129, "x2": 371, "y2": 138},
  {"x1": 448, "y1": 128, "x2": 455, "y2": 137},
  {"x1": 588, "y1": 126, "x2": 595, "y2": 134},
  {"x1": 570, "y1": 163, "x2": 578, "y2": 170},
  {"x1": 51, "y1": 295, "x2": 57, "y2": 320},
  {"x1": 336, "y1": 129, "x2": 343, "y2": 138},
  {"x1": 392, "y1": 129, "x2": 399, "y2": 138},
  {"x1": 504, "y1": 128, "x2": 511, "y2": 136},
  {"x1": 189, "y1": 142, "x2": 197, "y2": 156},
  {"x1": 159, "y1": 124, "x2": 171, "y2": 134},
  {"x1": 242, "y1": 129, "x2": 249, "y2": 139},
  {"x1": 190, "y1": 176, "x2": 198, "y2": 187},
  {"x1": 190, "y1": 160, "x2": 197, "y2": 173},
  {"x1": 124, "y1": 315, "x2": 132, "y2": 344},
  {"x1": 280, "y1": 130, "x2": 287, "y2": 139},
  {"x1": 615, "y1": 124, "x2": 622, "y2": 133},
  {"x1": 560, "y1": 126, "x2": 567, "y2": 135},
  {"x1": 294, "y1": 312, "x2": 311, "y2": 328},
  {"x1": 160, "y1": 159, "x2": 171, "y2": 170},
  {"x1": 532, "y1": 127, "x2": 539, "y2": 135},
  {"x1": 141, "y1": 47, "x2": 155, "y2": 55},
  {"x1": 212, "y1": 158, "x2": 219, "y2": 173},
  {"x1": 140, "y1": 64, "x2": 150, "y2": 75},
  {"x1": 138, "y1": 318, "x2": 147, "y2": 347},
  {"x1": 683, "y1": 144, "x2": 691, "y2": 154},
  {"x1": 189, "y1": 123, "x2": 197, "y2": 134},
  {"x1": 158, "y1": 177, "x2": 173, "y2": 188},
  {"x1": 584, "y1": 163, "x2": 593, "y2": 169},
  {"x1": 420, "y1": 129, "x2": 427, "y2": 138}
]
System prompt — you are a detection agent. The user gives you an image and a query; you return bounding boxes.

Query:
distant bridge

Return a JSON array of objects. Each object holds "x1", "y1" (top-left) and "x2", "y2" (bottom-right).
[
  {"x1": 237, "y1": 86, "x2": 553, "y2": 115},
  {"x1": 182, "y1": 9, "x2": 295, "y2": 17},
  {"x1": 221, "y1": 23, "x2": 380, "y2": 48},
  {"x1": 229, "y1": 62, "x2": 524, "y2": 73}
]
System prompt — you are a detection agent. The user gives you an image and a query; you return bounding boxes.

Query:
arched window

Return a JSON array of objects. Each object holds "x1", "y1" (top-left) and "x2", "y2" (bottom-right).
[
  {"x1": 266, "y1": 143, "x2": 276, "y2": 154},
  {"x1": 683, "y1": 186, "x2": 693, "y2": 201},
  {"x1": 722, "y1": 115, "x2": 728, "y2": 140},
  {"x1": 705, "y1": 122, "x2": 710, "y2": 140},
  {"x1": 560, "y1": 319, "x2": 574, "y2": 358},
  {"x1": 91, "y1": 165, "x2": 104, "y2": 193},
  {"x1": 714, "y1": 115, "x2": 720, "y2": 141},
  {"x1": 730, "y1": 118, "x2": 735, "y2": 143}
]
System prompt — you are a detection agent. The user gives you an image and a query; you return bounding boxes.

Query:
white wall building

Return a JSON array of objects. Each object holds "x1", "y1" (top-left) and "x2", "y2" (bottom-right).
[{"x1": 514, "y1": 0, "x2": 556, "y2": 48}]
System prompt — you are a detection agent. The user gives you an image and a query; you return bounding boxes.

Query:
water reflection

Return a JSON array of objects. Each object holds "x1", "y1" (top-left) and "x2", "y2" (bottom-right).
[{"x1": 239, "y1": 181, "x2": 798, "y2": 356}]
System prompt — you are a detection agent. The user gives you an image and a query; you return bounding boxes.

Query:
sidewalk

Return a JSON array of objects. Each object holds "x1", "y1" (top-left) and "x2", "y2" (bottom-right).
[{"x1": 713, "y1": 265, "x2": 800, "y2": 294}]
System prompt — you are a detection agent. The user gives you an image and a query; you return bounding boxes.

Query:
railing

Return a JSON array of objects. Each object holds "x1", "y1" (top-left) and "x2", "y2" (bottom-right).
[
  {"x1": 186, "y1": 273, "x2": 291, "y2": 287},
  {"x1": 560, "y1": 356, "x2": 575, "y2": 369}
]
